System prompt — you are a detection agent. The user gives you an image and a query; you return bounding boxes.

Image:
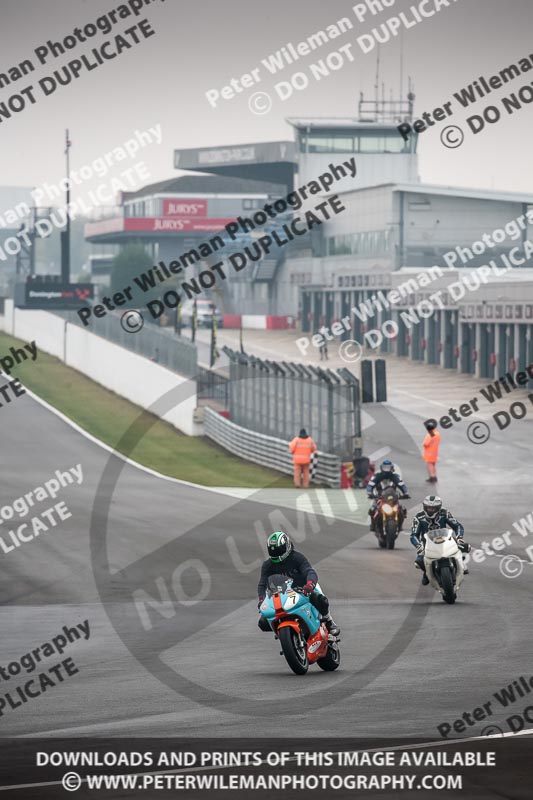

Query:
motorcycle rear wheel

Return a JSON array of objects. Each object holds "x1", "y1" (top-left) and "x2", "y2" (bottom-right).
[
  {"x1": 279, "y1": 626, "x2": 309, "y2": 675},
  {"x1": 439, "y1": 565, "x2": 456, "y2": 604},
  {"x1": 317, "y1": 643, "x2": 341, "y2": 671}
]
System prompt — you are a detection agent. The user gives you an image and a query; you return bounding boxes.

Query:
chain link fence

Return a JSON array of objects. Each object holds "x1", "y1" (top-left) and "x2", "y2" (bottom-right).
[
  {"x1": 223, "y1": 347, "x2": 361, "y2": 459},
  {"x1": 57, "y1": 310, "x2": 197, "y2": 378}
]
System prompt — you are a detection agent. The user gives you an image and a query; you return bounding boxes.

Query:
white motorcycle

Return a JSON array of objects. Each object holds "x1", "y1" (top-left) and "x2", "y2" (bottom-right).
[{"x1": 423, "y1": 528, "x2": 466, "y2": 604}]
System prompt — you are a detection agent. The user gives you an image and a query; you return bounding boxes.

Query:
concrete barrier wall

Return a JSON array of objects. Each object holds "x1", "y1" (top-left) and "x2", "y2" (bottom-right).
[
  {"x1": 8, "y1": 305, "x2": 65, "y2": 359},
  {"x1": 0, "y1": 300, "x2": 201, "y2": 436}
]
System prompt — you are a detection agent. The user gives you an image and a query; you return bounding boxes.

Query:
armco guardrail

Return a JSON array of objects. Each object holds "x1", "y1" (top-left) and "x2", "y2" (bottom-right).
[{"x1": 204, "y1": 407, "x2": 340, "y2": 487}]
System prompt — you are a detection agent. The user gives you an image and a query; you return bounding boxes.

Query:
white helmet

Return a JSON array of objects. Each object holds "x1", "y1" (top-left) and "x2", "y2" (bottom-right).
[{"x1": 423, "y1": 495, "x2": 442, "y2": 517}]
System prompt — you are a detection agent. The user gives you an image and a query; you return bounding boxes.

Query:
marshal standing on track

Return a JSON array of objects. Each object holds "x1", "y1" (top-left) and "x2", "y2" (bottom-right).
[{"x1": 289, "y1": 428, "x2": 317, "y2": 489}]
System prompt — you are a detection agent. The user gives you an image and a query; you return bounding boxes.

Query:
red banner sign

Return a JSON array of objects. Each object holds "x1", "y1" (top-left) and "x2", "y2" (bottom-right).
[
  {"x1": 85, "y1": 216, "x2": 235, "y2": 238},
  {"x1": 126, "y1": 217, "x2": 233, "y2": 233},
  {"x1": 162, "y1": 199, "x2": 208, "y2": 217}
]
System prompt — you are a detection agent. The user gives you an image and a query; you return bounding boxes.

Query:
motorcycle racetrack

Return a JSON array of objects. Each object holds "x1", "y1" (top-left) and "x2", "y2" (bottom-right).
[{"x1": 2, "y1": 370, "x2": 533, "y2": 744}]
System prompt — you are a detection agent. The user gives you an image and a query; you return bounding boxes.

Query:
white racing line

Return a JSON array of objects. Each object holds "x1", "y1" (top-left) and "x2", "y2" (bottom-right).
[
  {"x1": 20, "y1": 386, "x2": 253, "y2": 498},
  {"x1": 2, "y1": 729, "x2": 532, "y2": 792},
  {"x1": 392, "y1": 389, "x2": 448, "y2": 409}
]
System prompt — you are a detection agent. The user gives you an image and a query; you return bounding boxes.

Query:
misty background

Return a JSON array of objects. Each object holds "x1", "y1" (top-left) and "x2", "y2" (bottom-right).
[{"x1": 0, "y1": 0, "x2": 531, "y2": 204}]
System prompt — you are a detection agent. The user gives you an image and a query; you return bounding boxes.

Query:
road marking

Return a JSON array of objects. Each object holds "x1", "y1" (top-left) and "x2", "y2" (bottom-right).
[
  {"x1": 20, "y1": 386, "x2": 252, "y2": 497},
  {"x1": 369, "y1": 447, "x2": 391, "y2": 462},
  {"x1": 392, "y1": 390, "x2": 448, "y2": 408}
]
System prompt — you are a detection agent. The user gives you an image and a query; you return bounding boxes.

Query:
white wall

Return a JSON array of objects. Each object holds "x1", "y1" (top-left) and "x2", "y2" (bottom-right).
[
  {"x1": 8, "y1": 306, "x2": 65, "y2": 359},
  {"x1": 0, "y1": 301, "x2": 201, "y2": 436}
]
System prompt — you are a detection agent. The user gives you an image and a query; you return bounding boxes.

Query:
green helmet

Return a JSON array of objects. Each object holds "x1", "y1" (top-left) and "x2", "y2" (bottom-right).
[{"x1": 267, "y1": 531, "x2": 293, "y2": 563}]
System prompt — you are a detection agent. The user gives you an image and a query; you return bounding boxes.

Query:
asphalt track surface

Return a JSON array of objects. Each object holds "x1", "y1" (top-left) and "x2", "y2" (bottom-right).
[{"x1": 2, "y1": 372, "x2": 533, "y2": 752}]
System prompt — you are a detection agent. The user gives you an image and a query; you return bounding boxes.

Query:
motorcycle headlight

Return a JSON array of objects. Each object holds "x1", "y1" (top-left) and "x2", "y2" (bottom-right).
[
  {"x1": 382, "y1": 504, "x2": 393, "y2": 514},
  {"x1": 433, "y1": 536, "x2": 445, "y2": 544}
]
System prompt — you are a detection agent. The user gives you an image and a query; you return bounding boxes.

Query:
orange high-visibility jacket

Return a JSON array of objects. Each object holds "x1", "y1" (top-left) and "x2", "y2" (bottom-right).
[
  {"x1": 422, "y1": 430, "x2": 441, "y2": 462},
  {"x1": 289, "y1": 436, "x2": 317, "y2": 465}
]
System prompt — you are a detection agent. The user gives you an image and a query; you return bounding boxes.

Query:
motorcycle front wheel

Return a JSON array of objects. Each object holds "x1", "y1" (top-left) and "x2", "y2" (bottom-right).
[
  {"x1": 385, "y1": 518, "x2": 397, "y2": 549},
  {"x1": 439, "y1": 565, "x2": 456, "y2": 604},
  {"x1": 279, "y1": 626, "x2": 309, "y2": 674}
]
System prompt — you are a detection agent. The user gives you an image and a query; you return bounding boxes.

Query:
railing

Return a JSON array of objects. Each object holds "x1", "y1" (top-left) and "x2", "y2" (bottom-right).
[
  {"x1": 223, "y1": 347, "x2": 361, "y2": 459},
  {"x1": 204, "y1": 407, "x2": 341, "y2": 487},
  {"x1": 56, "y1": 310, "x2": 198, "y2": 378},
  {"x1": 197, "y1": 366, "x2": 229, "y2": 406}
]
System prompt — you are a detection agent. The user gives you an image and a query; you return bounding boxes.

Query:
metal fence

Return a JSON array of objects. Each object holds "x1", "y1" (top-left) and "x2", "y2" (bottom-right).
[
  {"x1": 223, "y1": 347, "x2": 361, "y2": 459},
  {"x1": 204, "y1": 407, "x2": 341, "y2": 487},
  {"x1": 197, "y1": 367, "x2": 229, "y2": 406},
  {"x1": 57, "y1": 310, "x2": 198, "y2": 378}
]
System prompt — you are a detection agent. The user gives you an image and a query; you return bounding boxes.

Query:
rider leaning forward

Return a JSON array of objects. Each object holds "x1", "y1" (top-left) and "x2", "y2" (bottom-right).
[
  {"x1": 410, "y1": 495, "x2": 470, "y2": 585},
  {"x1": 257, "y1": 532, "x2": 340, "y2": 636}
]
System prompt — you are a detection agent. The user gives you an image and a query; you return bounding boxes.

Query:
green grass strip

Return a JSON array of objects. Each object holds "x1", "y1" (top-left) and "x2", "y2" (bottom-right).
[{"x1": 0, "y1": 331, "x2": 293, "y2": 488}]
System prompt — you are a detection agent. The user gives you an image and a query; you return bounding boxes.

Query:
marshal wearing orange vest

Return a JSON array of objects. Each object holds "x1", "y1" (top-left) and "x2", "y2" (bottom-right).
[
  {"x1": 289, "y1": 428, "x2": 317, "y2": 489},
  {"x1": 422, "y1": 420, "x2": 441, "y2": 483}
]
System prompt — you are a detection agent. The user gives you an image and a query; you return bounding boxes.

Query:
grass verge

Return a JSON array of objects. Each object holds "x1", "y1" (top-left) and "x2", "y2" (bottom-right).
[{"x1": 0, "y1": 331, "x2": 293, "y2": 488}]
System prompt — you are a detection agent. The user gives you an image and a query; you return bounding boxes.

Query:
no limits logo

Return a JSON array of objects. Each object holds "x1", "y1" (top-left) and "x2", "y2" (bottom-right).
[{"x1": 90, "y1": 375, "x2": 431, "y2": 718}]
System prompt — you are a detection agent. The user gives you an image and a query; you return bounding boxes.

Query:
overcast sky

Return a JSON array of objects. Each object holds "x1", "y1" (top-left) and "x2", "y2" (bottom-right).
[{"x1": 1, "y1": 0, "x2": 533, "y2": 206}]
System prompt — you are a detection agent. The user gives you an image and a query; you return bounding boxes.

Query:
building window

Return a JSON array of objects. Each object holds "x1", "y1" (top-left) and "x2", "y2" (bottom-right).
[
  {"x1": 299, "y1": 131, "x2": 410, "y2": 154},
  {"x1": 327, "y1": 228, "x2": 391, "y2": 257}
]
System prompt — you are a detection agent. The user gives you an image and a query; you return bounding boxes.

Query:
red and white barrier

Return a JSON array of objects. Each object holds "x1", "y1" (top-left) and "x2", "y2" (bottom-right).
[{"x1": 223, "y1": 314, "x2": 296, "y2": 330}]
